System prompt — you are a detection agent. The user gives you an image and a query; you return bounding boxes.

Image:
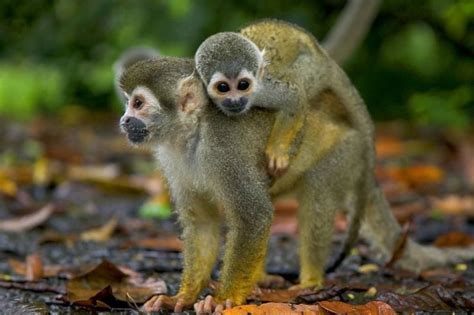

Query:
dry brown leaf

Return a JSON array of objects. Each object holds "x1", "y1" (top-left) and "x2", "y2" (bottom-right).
[
  {"x1": 319, "y1": 300, "x2": 396, "y2": 314},
  {"x1": 80, "y1": 217, "x2": 118, "y2": 242},
  {"x1": 392, "y1": 201, "x2": 426, "y2": 224},
  {"x1": 431, "y1": 195, "x2": 474, "y2": 216},
  {"x1": 0, "y1": 203, "x2": 54, "y2": 232},
  {"x1": 26, "y1": 253, "x2": 43, "y2": 281},
  {"x1": 121, "y1": 236, "x2": 183, "y2": 251},
  {"x1": 386, "y1": 165, "x2": 444, "y2": 188},
  {"x1": 434, "y1": 231, "x2": 474, "y2": 248},
  {"x1": 9, "y1": 257, "x2": 63, "y2": 278},
  {"x1": 67, "y1": 260, "x2": 166, "y2": 305}
]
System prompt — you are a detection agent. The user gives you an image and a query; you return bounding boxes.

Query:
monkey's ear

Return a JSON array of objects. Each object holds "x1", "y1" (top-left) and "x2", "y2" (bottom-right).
[{"x1": 177, "y1": 73, "x2": 207, "y2": 114}]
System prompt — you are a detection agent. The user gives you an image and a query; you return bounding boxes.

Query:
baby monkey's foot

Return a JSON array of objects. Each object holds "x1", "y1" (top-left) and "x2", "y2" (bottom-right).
[
  {"x1": 266, "y1": 147, "x2": 290, "y2": 177},
  {"x1": 141, "y1": 294, "x2": 195, "y2": 313},
  {"x1": 194, "y1": 295, "x2": 233, "y2": 315}
]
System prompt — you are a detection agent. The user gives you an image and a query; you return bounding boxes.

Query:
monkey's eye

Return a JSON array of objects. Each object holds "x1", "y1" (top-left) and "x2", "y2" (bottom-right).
[
  {"x1": 216, "y1": 82, "x2": 230, "y2": 93},
  {"x1": 237, "y1": 80, "x2": 250, "y2": 91},
  {"x1": 133, "y1": 97, "x2": 143, "y2": 109}
]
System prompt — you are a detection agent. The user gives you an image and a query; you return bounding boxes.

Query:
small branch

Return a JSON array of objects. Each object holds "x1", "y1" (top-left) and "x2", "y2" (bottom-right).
[{"x1": 323, "y1": 0, "x2": 381, "y2": 65}]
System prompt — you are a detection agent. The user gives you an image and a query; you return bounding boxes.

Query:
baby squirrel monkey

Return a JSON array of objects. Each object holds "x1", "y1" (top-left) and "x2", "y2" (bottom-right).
[{"x1": 195, "y1": 20, "x2": 373, "y2": 178}]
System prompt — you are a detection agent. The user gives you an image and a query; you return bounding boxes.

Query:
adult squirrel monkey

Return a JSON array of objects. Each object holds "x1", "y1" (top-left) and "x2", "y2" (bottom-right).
[{"x1": 116, "y1": 20, "x2": 474, "y2": 314}]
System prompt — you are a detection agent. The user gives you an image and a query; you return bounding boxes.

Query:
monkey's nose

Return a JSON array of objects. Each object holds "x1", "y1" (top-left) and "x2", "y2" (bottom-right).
[{"x1": 120, "y1": 116, "x2": 132, "y2": 126}]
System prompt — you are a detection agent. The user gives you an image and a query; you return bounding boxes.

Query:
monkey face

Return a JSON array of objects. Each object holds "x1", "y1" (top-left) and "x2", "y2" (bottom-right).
[
  {"x1": 120, "y1": 86, "x2": 165, "y2": 144},
  {"x1": 206, "y1": 69, "x2": 258, "y2": 116}
]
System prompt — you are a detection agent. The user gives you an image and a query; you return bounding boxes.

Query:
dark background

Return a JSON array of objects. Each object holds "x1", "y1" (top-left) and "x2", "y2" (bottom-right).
[{"x1": 0, "y1": 0, "x2": 473, "y2": 129}]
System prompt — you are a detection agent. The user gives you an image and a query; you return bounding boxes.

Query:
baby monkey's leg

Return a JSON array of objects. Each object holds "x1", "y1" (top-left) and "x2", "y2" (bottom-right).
[
  {"x1": 143, "y1": 197, "x2": 220, "y2": 312},
  {"x1": 259, "y1": 80, "x2": 305, "y2": 177}
]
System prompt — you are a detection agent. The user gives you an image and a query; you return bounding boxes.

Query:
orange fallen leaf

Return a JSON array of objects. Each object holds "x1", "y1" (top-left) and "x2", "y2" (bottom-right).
[
  {"x1": 120, "y1": 236, "x2": 183, "y2": 251},
  {"x1": 434, "y1": 231, "x2": 474, "y2": 248},
  {"x1": 431, "y1": 195, "x2": 474, "y2": 216},
  {"x1": 223, "y1": 301, "x2": 396, "y2": 315},
  {"x1": 376, "y1": 135, "x2": 405, "y2": 158},
  {"x1": 223, "y1": 302, "x2": 320, "y2": 315},
  {"x1": 0, "y1": 203, "x2": 54, "y2": 232},
  {"x1": 26, "y1": 253, "x2": 43, "y2": 281},
  {"x1": 386, "y1": 165, "x2": 444, "y2": 188}
]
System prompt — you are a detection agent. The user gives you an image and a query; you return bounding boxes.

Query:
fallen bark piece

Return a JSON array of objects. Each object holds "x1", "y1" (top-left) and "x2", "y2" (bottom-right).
[{"x1": 377, "y1": 284, "x2": 474, "y2": 312}]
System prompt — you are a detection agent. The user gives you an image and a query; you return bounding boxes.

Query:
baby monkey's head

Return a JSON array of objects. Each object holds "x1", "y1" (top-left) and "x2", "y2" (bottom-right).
[{"x1": 195, "y1": 32, "x2": 265, "y2": 116}]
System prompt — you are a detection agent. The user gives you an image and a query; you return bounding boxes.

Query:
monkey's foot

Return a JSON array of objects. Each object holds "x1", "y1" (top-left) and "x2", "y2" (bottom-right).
[
  {"x1": 258, "y1": 273, "x2": 287, "y2": 289},
  {"x1": 265, "y1": 148, "x2": 289, "y2": 177},
  {"x1": 141, "y1": 294, "x2": 195, "y2": 312},
  {"x1": 194, "y1": 295, "x2": 233, "y2": 315},
  {"x1": 288, "y1": 281, "x2": 322, "y2": 291}
]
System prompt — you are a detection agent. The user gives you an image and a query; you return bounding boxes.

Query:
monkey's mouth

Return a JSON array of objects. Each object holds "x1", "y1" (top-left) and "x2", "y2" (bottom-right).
[
  {"x1": 126, "y1": 128, "x2": 150, "y2": 143},
  {"x1": 220, "y1": 97, "x2": 249, "y2": 115},
  {"x1": 121, "y1": 117, "x2": 150, "y2": 143}
]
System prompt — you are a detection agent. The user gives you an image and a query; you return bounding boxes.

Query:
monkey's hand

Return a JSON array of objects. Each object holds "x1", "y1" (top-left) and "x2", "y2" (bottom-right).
[
  {"x1": 194, "y1": 295, "x2": 234, "y2": 315},
  {"x1": 266, "y1": 145, "x2": 290, "y2": 177},
  {"x1": 141, "y1": 294, "x2": 196, "y2": 312}
]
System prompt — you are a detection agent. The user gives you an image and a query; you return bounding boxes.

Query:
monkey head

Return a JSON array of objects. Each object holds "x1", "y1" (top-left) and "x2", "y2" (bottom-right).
[
  {"x1": 118, "y1": 57, "x2": 203, "y2": 145},
  {"x1": 195, "y1": 32, "x2": 265, "y2": 116}
]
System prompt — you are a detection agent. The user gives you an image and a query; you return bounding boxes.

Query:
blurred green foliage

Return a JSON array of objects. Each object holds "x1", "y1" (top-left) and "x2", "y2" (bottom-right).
[{"x1": 0, "y1": 0, "x2": 473, "y2": 129}]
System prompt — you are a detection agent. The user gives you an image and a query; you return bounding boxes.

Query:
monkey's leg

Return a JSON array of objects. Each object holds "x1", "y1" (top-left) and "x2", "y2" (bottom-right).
[
  {"x1": 266, "y1": 109, "x2": 305, "y2": 177},
  {"x1": 143, "y1": 197, "x2": 220, "y2": 312},
  {"x1": 256, "y1": 79, "x2": 305, "y2": 177},
  {"x1": 212, "y1": 178, "x2": 274, "y2": 306},
  {"x1": 295, "y1": 131, "x2": 365, "y2": 288},
  {"x1": 296, "y1": 182, "x2": 337, "y2": 288}
]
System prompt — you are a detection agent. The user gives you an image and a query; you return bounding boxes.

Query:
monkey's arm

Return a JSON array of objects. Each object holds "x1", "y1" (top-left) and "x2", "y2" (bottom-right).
[
  {"x1": 254, "y1": 78, "x2": 305, "y2": 176},
  {"x1": 142, "y1": 195, "x2": 220, "y2": 312}
]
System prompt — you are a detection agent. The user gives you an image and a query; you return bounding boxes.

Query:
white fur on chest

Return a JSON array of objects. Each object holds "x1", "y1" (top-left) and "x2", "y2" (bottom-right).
[{"x1": 155, "y1": 143, "x2": 209, "y2": 195}]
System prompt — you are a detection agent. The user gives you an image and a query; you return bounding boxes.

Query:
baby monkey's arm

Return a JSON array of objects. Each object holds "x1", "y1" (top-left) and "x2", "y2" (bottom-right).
[{"x1": 254, "y1": 78, "x2": 305, "y2": 177}]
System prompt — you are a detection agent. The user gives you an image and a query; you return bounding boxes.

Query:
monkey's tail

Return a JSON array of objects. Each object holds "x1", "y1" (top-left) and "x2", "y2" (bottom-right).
[{"x1": 361, "y1": 185, "x2": 474, "y2": 272}]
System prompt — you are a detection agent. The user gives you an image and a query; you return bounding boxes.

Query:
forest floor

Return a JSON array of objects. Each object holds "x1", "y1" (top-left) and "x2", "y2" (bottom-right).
[{"x1": 0, "y1": 107, "x2": 473, "y2": 314}]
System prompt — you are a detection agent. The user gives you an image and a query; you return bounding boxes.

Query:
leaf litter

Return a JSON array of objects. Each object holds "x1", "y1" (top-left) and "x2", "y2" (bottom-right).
[{"x1": 0, "y1": 113, "x2": 473, "y2": 313}]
